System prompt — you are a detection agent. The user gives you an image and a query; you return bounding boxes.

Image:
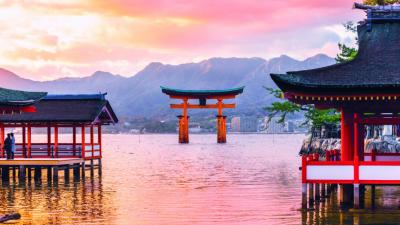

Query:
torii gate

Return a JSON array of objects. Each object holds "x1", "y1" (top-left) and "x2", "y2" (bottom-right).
[{"x1": 161, "y1": 86, "x2": 244, "y2": 144}]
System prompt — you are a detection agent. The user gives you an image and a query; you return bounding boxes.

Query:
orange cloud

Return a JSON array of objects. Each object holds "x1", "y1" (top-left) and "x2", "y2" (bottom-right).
[{"x1": 0, "y1": 0, "x2": 363, "y2": 80}]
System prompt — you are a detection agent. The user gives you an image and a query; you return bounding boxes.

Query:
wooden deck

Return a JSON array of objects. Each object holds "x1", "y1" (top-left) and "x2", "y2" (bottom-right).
[{"x1": 0, "y1": 158, "x2": 83, "y2": 166}]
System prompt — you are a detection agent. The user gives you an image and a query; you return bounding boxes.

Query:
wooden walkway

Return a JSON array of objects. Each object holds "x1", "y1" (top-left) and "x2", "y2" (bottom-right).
[
  {"x1": 0, "y1": 158, "x2": 101, "y2": 184},
  {"x1": 0, "y1": 158, "x2": 83, "y2": 166}
]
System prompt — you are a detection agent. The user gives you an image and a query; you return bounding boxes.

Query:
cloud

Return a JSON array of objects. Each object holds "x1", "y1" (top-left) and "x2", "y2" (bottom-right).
[{"x1": 0, "y1": 0, "x2": 364, "y2": 80}]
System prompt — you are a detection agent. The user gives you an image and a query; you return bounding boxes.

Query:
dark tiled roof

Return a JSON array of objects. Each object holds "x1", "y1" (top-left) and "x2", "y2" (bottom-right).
[
  {"x1": 271, "y1": 8, "x2": 400, "y2": 94},
  {"x1": 161, "y1": 86, "x2": 244, "y2": 97},
  {"x1": 0, "y1": 87, "x2": 46, "y2": 106},
  {"x1": 0, "y1": 95, "x2": 118, "y2": 124}
]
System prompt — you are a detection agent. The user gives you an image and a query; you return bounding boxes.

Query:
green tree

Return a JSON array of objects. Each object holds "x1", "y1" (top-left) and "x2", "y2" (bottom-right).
[{"x1": 364, "y1": 0, "x2": 398, "y2": 5}]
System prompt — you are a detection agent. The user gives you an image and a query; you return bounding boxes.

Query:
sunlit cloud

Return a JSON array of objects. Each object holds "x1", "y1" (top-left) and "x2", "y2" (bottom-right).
[{"x1": 0, "y1": 0, "x2": 364, "y2": 80}]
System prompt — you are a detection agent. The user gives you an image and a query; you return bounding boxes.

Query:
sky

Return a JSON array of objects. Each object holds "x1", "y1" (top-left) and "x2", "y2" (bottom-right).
[{"x1": 0, "y1": 0, "x2": 364, "y2": 81}]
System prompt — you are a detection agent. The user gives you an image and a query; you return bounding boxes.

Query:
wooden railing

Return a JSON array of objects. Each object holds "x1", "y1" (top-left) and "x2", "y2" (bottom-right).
[
  {"x1": 1, "y1": 143, "x2": 101, "y2": 159},
  {"x1": 302, "y1": 150, "x2": 400, "y2": 185}
]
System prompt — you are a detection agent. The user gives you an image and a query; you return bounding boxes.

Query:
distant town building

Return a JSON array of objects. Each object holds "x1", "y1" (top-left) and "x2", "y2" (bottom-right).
[
  {"x1": 230, "y1": 116, "x2": 258, "y2": 132},
  {"x1": 231, "y1": 117, "x2": 241, "y2": 132},
  {"x1": 189, "y1": 122, "x2": 202, "y2": 133},
  {"x1": 265, "y1": 117, "x2": 285, "y2": 134}
]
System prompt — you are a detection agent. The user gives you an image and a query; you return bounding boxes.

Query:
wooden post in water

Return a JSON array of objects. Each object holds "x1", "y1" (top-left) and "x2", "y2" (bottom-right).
[
  {"x1": 90, "y1": 159, "x2": 94, "y2": 178},
  {"x1": 315, "y1": 183, "x2": 320, "y2": 202},
  {"x1": 18, "y1": 166, "x2": 26, "y2": 184},
  {"x1": 53, "y1": 166, "x2": 59, "y2": 183},
  {"x1": 309, "y1": 183, "x2": 314, "y2": 208},
  {"x1": 371, "y1": 185, "x2": 376, "y2": 209},
  {"x1": 27, "y1": 167, "x2": 32, "y2": 181},
  {"x1": 301, "y1": 156, "x2": 307, "y2": 209},
  {"x1": 12, "y1": 166, "x2": 16, "y2": 181},
  {"x1": 34, "y1": 166, "x2": 41, "y2": 183},
  {"x1": 81, "y1": 161, "x2": 86, "y2": 180},
  {"x1": 73, "y1": 163, "x2": 80, "y2": 182},
  {"x1": 98, "y1": 159, "x2": 102, "y2": 177},
  {"x1": 354, "y1": 184, "x2": 360, "y2": 209},
  {"x1": 47, "y1": 166, "x2": 52, "y2": 184},
  {"x1": 64, "y1": 165, "x2": 70, "y2": 183},
  {"x1": 1, "y1": 167, "x2": 9, "y2": 182}
]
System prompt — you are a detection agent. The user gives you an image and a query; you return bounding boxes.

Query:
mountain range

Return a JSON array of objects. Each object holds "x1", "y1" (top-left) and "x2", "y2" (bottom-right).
[{"x1": 0, "y1": 54, "x2": 336, "y2": 119}]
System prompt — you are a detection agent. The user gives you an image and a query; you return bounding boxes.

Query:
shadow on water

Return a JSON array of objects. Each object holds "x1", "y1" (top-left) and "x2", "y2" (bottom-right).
[{"x1": 302, "y1": 185, "x2": 400, "y2": 225}]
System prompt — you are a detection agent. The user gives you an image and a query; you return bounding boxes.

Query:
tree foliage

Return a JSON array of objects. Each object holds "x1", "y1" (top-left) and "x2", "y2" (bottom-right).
[
  {"x1": 264, "y1": 88, "x2": 339, "y2": 128},
  {"x1": 364, "y1": 0, "x2": 399, "y2": 5}
]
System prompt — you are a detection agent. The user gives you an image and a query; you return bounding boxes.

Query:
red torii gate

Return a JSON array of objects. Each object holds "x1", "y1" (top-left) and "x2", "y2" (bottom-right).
[{"x1": 161, "y1": 86, "x2": 244, "y2": 143}]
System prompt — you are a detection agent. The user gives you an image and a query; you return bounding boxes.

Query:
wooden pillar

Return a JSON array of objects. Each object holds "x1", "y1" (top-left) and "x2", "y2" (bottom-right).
[
  {"x1": 180, "y1": 98, "x2": 189, "y2": 144},
  {"x1": 309, "y1": 183, "x2": 314, "y2": 208},
  {"x1": 340, "y1": 109, "x2": 354, "y2": 206},
  {"x1": 64, "y1": 165, "x2": 70, "y2": 183},
  {"x1": 73, "y1": 163, "x2": 80, "y2": 181},
  {"x1": 90, "y1": 159, "x2": 94, "y2": 178},
  {"x1": 18, "y1": 166, "x2": 26, "y2": 183},
  {"x1": 90, "y1": 125, "x2": 94, "y2": 159},
  {"x1": 98, "y1": 125, "x2": 102, "y2": 158},
  {"x1": 81, "y1": 126, "x2": 86, "y2": 158},
  {"x1": 53, "y1": 166, "x2": 59, "y2": 183},
  {"x1": 47, "y1": 166, "x2": 52, "y2": 183},
  {"x1": 34, "y1": 166, "x2": 41, "y2": 182},
  {"x1": 22, "y1": 126, "x2": 26, "y2": 158},
  {"x1": 1, "y1": 167, "x2": 9, "y2": 182},
  {"x1": 341, "y1": 109, "x2": 354, "y2": 161},
  {"x1": 301, "y1": 155, "x2": 307, "y2": 209},
  {"x1": 354, "y1": 113, "x2": 361, "y2": 209},
  {"x1": 315, "y1": 183, "x2": 320, "y2": 202},
  {"x1": 81, "y1": 161, "x2": 86, "y2": 180},
  {"x1": 98, "y1": 158, "x2": 102, "y2": 176},
  {"x1": 54, "y1": 125, "x2": 59, "y2": 158},
  {"x1": 72, "y1": 126, "x2": 76, "y2": 157},
  {"x1": 27, "y1": 125, "x2": 32, "y2": 158},
  {"x1": 47, "y1": 126, "x2": 51, "y2": 157},
  {"x1": 216, "y1": 116, "x2": 227, "y2": 143},
  {"x1": 27, "y1": 167, "x2": 32, "y2": 180}
]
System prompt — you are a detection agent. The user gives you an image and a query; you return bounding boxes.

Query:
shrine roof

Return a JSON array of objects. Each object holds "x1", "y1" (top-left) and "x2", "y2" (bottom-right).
[
  {"x1": 161, "y1": 86, "x2": 244, "y2": 98},
  {"x1": 0, "y1": 87, "x2": 47, "y2": 106},
  {"x1": 0, "y1": 94, "x2": 118, "y2": 124}
]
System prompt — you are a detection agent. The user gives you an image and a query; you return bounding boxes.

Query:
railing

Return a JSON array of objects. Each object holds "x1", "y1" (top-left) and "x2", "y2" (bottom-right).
[
  {"x1": 1, "y1": 143, "x2": 101, "y2": 159},
  {"x1": 302, "y1": 150, "x2": 400, "y2": 185}
]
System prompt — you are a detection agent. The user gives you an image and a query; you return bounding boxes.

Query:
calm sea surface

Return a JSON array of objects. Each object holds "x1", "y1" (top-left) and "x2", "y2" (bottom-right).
[{"x1": 2, "y1": 134, "x2": 400, "y2": 224}]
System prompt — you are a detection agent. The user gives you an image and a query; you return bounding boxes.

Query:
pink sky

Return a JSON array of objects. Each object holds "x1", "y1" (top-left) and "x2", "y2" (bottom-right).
[{"x1": 0, "y1": 0, "x2": 364, "y2": 81}]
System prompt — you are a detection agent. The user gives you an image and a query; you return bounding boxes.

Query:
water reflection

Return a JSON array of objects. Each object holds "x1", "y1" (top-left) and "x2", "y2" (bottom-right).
[
  {"x1": 302, "y1": 186, "x2": 400, "y2": 225},
  {"x1": 3, "y1": 134, "x2": 400, "y2": 224},
  {"x1": 0, "y1": 175, "x2": 112, "y2": 224}
]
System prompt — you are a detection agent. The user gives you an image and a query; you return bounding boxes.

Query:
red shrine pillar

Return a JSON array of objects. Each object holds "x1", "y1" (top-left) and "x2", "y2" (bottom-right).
[
  {"x1": 340, "y1": 109, "x2": 355, "y2": 206},
  {"x1": 177, "y1": 115, "x2": 189, "y2": 143},
  {"x1": 353, "y1": 113, "x2": 365, "y2": 209},
  {"x1": 177, "y1": 98, "x2": 189, "y2": 144},
  {"x1": 217, "y1": 116, "x2": 227, "y2": 143},
  {"x1": 341, "y1": 109, "x2": 354, "y2": 161},
  {"x1": 216, "y1": 98, "x2": 227, "y2": 144}
]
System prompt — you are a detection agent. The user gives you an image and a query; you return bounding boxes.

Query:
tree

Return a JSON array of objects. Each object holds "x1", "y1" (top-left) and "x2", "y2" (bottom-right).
[{"x1": 364, "y1": 0, "x2": 399, "y2": 5}]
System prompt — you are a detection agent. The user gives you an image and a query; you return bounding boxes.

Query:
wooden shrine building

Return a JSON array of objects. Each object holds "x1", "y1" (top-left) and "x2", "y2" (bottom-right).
[
  {"x1": 161, "y1": 86, "x2": 244, "y2": 143},
  {"x1": 0, "y1": 91, "x2": 118, "y2": 184},
  {"x1": 271, "y1": 3, "x2": 400, "y2": 209},
  {"x1": 0, "y1": 93, "x2": 118, "y2": 159}
]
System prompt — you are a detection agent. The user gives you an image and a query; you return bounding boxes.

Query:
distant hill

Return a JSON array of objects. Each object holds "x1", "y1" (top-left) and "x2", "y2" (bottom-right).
[{"x1": 0, "y1": 54, "x2": 335, "y2": 118}]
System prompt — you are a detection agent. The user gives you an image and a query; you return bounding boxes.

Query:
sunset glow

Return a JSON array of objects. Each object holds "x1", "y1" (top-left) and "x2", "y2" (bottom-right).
[{"x1": 0, "y1": 0, "x2": 363, "y2": 80}]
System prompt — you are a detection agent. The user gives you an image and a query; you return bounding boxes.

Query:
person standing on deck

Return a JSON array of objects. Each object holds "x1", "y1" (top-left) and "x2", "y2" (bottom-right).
[
  {"x1": 4, "y1": 134, "x2": 12, "y2": 160},
  {"x1": 10, "y1": 133, "x2": 15, "y2": 159}
]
